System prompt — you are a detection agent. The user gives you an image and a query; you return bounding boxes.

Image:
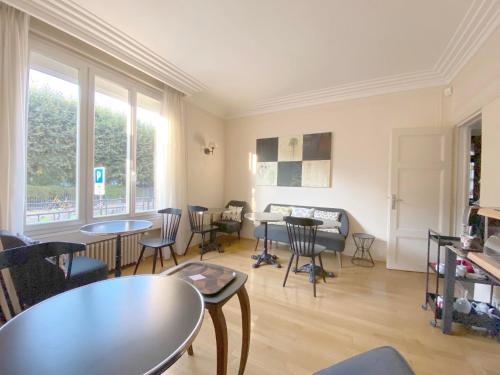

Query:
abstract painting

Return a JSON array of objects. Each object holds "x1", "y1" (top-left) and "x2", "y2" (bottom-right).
[{"x1": 256, "y1": 132, "x2": 332, "y2": 187}]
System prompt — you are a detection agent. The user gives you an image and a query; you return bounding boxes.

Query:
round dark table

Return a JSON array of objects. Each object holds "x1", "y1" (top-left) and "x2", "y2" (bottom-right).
[
  {"x1": 0, "y1": 275, "x2": 204, "y2": 375},
  {"x1": 80, "y1": 220, "x2": 153, "y2": 277}
]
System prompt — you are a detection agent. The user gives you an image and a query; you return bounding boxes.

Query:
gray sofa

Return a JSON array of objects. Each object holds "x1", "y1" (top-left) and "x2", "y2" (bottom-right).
[{"x1": 253, "y1": 203, "x2": 349, "y2": 253}]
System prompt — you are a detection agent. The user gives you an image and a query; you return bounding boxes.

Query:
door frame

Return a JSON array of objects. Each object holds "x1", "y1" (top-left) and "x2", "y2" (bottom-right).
[{"x1": 453, "y1": 112, "x2": 482, "y2": 235}]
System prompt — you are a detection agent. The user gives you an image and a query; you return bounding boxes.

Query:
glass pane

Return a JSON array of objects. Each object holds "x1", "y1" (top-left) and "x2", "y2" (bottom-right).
[
  {"x1": 93, "y1": 76, "x2": 130, "y2": 217},
  {"x1": 136, "y1": 93, "x2": 161, "y2": 213},
  {"x1": 26, "y1": 54, "x2": 79, "y2": 225}
]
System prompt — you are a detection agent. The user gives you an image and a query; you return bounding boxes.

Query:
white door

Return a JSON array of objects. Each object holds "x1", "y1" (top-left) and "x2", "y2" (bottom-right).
[{"x1": 387, "y1": 127, "x2": 452, "y2": 271}]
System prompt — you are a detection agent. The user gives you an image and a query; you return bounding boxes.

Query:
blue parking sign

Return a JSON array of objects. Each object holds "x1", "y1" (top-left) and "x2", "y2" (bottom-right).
[{"x1": 94, "y1": 167, "x2": 105, "y2": 195}]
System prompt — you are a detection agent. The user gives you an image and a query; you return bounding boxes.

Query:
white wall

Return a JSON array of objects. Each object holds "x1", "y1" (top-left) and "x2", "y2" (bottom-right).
[
  {"x1": 445, "y1": 23, "x2": 500, "y2": 208},
  {"x1": 225, "y1": 87, "x2": 446, "y2": 260}
]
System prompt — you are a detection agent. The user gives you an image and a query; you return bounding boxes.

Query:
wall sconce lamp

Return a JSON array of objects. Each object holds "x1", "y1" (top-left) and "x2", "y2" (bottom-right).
[{"x1": 204, "y1": 142, "x2": 217, "y2": 155}]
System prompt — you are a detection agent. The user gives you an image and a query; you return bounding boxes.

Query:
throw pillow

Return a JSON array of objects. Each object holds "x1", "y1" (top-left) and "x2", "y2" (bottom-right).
[
  {"x1": 270, "y1": 205, "x2": 292, "y2": 216},
  {"x1": 291, "y1": 207, "x2": 315, "y2": 218},
  {"x1": 314, "y1": 210, "x2": 341, "y2": 222},
  {"x1": 222, "y1": 205, "x2": 243, "y2": 222}
]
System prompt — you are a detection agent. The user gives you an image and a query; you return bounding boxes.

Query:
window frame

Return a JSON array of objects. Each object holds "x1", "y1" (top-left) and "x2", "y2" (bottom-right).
[{"x1": 25, "y1": 35, "x2": 162, "y2": 236}]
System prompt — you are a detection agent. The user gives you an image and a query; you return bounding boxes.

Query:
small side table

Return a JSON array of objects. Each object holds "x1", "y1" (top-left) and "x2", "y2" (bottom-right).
[
  {"x1": 352, "y1": 233, "x2": 375, "y2": 267},
  {"x1": 163, "y1": 261, "x2": 250, "y2": 375}
]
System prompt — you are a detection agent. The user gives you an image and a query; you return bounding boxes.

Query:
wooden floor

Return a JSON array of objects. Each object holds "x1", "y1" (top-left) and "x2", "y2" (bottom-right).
[{"x1": 125, "y1": 238, "x2": 500, "y2": 375}]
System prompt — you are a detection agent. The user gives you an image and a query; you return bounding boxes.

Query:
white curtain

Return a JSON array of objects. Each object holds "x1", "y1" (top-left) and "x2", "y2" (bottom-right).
[
  {"x1": 0, "y1": 4, "x2": 29, "y2": 234},
  {"x1": 156, "y1": 86, "x2": 188, "y2": 254}
]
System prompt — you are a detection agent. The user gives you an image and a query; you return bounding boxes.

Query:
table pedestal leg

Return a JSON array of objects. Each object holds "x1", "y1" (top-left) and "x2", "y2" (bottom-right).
[
  {"x1": 237, "y1": 286, "x2": 251, "y2": 375},
  {"x1": 208, "y1": 304, "x2": 228, "y2": 375},
  {"x1": 294, "y1": 263, "x2": 334, "y2": 282},
  {"x1": 115, "y1": 234, "x2": 122, "y2": 277},
  {"x1": 251, "y1": 222, "x2": 280, "y2": 268}
]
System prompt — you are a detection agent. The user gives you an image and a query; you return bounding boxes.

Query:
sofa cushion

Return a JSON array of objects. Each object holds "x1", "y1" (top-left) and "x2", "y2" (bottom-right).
[
  {"x1": 255, "y1": 223, "x2": 346, "y2": 252},
  {"x1": 291, "y1": 206, "x2": 315, "y2": 218},
  {"x1": 314, "y1": 210, "x2": 341, "y2": 222},
  {"x1": 270, "y1": 205, "x2": 292, "y2": 216}
]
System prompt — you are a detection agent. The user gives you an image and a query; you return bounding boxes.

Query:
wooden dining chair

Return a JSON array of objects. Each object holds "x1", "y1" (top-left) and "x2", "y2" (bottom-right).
[
  {"x1": 0, "y1": 242, "x2": 86, "y2": 323},
  {"x1": 283, "y1": 216, "x2": 327, "y2": 297},
  {"x1": 134, "y1": 208, "x2": 182, "y2": 274},
  {"x1": 0, "y1": 231, "x2": 107, "y2": 291},
  {"x1": 185, "y1": 205, "x2": 220, "y2": 260}
]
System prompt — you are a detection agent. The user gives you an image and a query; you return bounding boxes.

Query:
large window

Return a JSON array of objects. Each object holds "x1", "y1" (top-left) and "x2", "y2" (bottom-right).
[
  {"x1": 26, "y1": 53, "x2": 79, "y2": 225},
  {"x1": 25, "y1": 42, "x2": 161, "y2": 230},
  {"x1": 93, "y1": 76, "x2": 130, "y2": 218},
  {"x1": 136, "y1": 93, "x2": 161, "y2": 213}
]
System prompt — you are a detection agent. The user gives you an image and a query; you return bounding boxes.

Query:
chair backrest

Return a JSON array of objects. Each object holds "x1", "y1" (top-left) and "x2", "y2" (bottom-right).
[
  {"x1": 158, "y1": 208, "x2": 182, "y2": 242},
  {"x1": 1, "y1": 230, "x2": 34, "y2": 323},
  {"x1": 285, "y1": 216, "x2": 323, "y2": 257},
  {"x1": 0, "y1": 242, "x2": 86, "y2": 321},
  {"x1": 187, "y1": 205, "x2": 208, "y2": 232},
  {"x1": 225, "y1": 200, "x2": 248, "y2": 222}
]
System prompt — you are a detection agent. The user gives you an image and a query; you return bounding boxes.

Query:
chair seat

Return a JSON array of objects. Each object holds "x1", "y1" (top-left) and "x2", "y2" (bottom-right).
[
  {"x1": 214, "y1": 220, "x2": 241, "y2": 233},
  {"x1": 65, "y1": 256, "x2": 108, "y2": 290},
  {"x1": 313, "y1": 346, "x2": 414, "y2": 375},
  {"x1": 192, "y1": 225, "x2": 219, "y2": 234},
  {"x1": 139, "y1": 236, "x2": 175, "y2": 248},
  {"x1": 295, "y1": 242, "x2": 326, "y2": 256}
]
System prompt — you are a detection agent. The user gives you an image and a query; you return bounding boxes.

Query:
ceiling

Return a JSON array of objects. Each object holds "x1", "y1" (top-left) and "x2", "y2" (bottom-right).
[{"x1": 9, "y1": 0, "x2": 500, "y2": 117}]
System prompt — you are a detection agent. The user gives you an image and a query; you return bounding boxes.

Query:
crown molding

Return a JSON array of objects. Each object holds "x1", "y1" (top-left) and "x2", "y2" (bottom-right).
[
  {"x1": 4, "y1": 0, "x2": 206, "y2": 95},
  {"x1": 228, "y1": 70, "x2": 446, "y2": 119},
  {"x1": 434, "y1": 0, "x2": 500, "y2": 83},
  {"x1": 228, "y1": 0, "x2": 500, "y2": 119}
]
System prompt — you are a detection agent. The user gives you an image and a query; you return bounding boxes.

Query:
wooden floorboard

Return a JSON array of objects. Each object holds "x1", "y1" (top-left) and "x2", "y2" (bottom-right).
[{"x1": 123, "y1": 238, "x2": 500, "y2": 375}]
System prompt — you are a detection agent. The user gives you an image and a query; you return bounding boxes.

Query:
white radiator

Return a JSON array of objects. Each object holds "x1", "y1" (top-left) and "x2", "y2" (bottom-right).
[{"x1": 81, "y1": 233, "x2": 144, "y2": 272}]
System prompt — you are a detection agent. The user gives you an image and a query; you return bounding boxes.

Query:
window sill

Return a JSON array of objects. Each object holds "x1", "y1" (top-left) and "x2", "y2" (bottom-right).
[{"x1": 25, "y1": 213, "x2": 162, "y2": 243}]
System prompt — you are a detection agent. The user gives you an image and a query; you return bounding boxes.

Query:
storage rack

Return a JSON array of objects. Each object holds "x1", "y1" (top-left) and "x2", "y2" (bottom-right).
[{"x1": 421, "y1": 229, "x2": 460, "y2": 325}]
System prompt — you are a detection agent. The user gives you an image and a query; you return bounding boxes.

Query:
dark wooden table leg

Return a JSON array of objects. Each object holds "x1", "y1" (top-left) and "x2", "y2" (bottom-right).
[
  {"x1": 208, "y1": 304, "x2": 228, "y2": 375},
  {"x1": 237, "y1": 286, "x2": 251, "y2": 375},
  {"x1": 187, "y1": 345, "x2": 194, "y2": 356},
  {"x1": 115, "y1": 233, "x2": 122, "y2": 277}
]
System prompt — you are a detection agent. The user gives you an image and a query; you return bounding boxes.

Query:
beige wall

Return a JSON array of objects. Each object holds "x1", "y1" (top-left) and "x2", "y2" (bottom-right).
[
  {"x1": 445, "y1": 24, "x2": 500, "y2": 208},
  {"x1": 225, "y1": 87, "x2": 446, "y2": 259},
  {"x1": 185, "y1": 102, "x2": 226, "y2": 209},
  {"x1": 481, "y1": 97, "x2": 500, "y2": 207}
]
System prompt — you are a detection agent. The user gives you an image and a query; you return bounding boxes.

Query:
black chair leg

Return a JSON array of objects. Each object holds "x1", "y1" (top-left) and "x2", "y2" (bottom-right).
[
  {"x1": 254, "y1": 238, "x2": 259, "y2": 251},
  {"x1": 169, "y1": 245, "x2": 178, "y2": 265},
  {"x1": 133, "y1": 245, "x2": 147, "y2": 275},
  {"x1": 159, "y1": 247, "x2": 164, "y2": 268},
  {"x1": 238, "y1": 231, "x2": 241, "y2": 240},
  {"x1": 283, "y1": 254, "x2": 294, "y2": 287},
  {"x1": 152, "y1": 248, "x2": 159, "y2": 274},
  {"x1": 294, "y1": 255, "x2": 300, "y2": 273},
  {"x1": 200, "y1": 233, "x2": 205, "y2": 261},
  {"x1": 184, "y1": 232, "x2": 194, "y2": 255},
  {"x1": 312, "y1": 256, "x2": 317, "y2": 297},
  {"x1": 318, "y1": 253, "x2": 327, "y2": 282}
]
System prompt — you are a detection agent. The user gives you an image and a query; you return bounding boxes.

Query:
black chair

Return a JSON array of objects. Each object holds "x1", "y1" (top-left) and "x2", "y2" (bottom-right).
[
  {"x1": 214, "y1": 200, "x2": 247, "y2": 243},
  {"x1": 185, "y1": 205, "x2": 220, "y2": 260},
  {"x1": 283, "y1": 216, "x2": 327, "y2": 297},
  {"x1": 133, "y1": 208, "x2": 181, "y2": 274},
  {"x1": 0, "y1": 231, "x2": 108, "y2": 291},
  {"x1": 0, "y1": 242, "x2": 86, "y2": 314}
]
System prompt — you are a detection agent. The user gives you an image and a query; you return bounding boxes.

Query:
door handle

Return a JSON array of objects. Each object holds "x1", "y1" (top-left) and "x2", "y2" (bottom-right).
[{"x1": 390, "y1": 194, "x2": 402, "y2": 210}]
